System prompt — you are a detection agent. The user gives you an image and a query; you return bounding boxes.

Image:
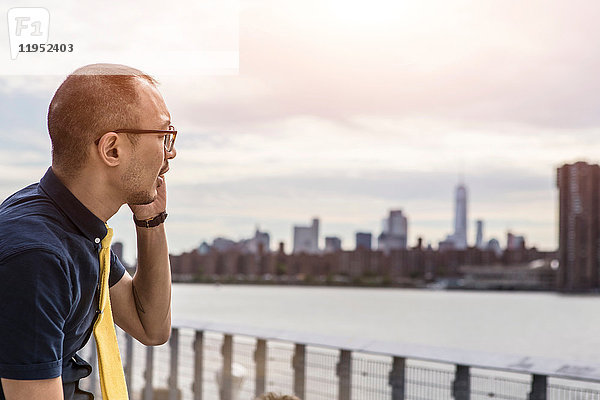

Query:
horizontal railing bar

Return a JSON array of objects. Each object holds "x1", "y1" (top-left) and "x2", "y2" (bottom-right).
[{"x1": 173, "y1": 318, "x2": 600, "y2": 383}]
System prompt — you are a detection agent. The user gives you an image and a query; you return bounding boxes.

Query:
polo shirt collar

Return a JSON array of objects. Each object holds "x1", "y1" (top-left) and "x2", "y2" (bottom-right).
[{"x1": 39, "y1": 167, "x2": 107, "y2": 243}]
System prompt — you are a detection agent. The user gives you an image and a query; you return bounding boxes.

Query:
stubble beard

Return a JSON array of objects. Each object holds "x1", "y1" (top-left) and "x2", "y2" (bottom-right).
[
  {"x1": 122, "y1": 159, "x2": 157, "y2": 206},
  {"x1": 127, "y1": 190, "x2": 156, "y2": 206}
]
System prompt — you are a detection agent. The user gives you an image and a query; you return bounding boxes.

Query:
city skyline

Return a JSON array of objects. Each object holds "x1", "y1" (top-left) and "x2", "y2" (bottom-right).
[
  {"x1": 189, "y1": 180, "x2": 533, "y2": 257},
  {"x1": 2, "y1": 0, "x2": 600, "y2": 264}
]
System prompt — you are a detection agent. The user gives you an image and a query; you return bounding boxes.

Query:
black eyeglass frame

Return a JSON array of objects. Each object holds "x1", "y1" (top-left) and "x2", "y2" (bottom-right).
[{"x1": 94, "y1": 125, "x2": 177, "y2": 152}]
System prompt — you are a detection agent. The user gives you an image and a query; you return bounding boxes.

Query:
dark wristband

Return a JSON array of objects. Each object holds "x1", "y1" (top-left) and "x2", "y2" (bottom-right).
[{"x1": 133, "y1": 211, "x2": 168, "y2": 228}]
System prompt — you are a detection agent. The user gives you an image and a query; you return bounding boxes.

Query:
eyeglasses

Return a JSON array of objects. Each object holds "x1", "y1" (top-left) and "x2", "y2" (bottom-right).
[{"x1": 95, "y1": 125, "x2": 177, "y2": 152}]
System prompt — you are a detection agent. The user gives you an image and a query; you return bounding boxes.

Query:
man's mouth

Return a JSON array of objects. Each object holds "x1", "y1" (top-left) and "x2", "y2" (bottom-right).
[{"x1": 156, "y1": 165, "x2": 169, "y2": 187}]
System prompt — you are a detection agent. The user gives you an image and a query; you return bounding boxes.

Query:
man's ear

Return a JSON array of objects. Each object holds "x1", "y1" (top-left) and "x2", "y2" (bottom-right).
[{"x1": 96, "y1": 132, "x2": 121, "y2": 167}]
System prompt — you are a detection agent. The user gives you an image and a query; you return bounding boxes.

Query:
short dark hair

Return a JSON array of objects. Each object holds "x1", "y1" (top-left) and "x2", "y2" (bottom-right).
[{"x1": 47, "y1": 63, "x2": 158, "y2": 175}]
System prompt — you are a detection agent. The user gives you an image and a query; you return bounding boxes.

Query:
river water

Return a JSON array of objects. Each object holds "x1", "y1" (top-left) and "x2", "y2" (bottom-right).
[{"x1": 172, "y1": 284, "x2": 600, "y2": 363}]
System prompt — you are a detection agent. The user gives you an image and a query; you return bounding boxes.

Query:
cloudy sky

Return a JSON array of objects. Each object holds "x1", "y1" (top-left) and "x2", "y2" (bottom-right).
[{"x1": 1, "y1": 0, "x2": 599, "y2": 264}]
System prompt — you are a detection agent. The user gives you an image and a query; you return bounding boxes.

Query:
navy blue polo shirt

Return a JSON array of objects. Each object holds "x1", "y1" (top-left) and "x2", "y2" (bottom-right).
[{"x1": 0, "y1": 167, "x2": 126, "y2": 398}]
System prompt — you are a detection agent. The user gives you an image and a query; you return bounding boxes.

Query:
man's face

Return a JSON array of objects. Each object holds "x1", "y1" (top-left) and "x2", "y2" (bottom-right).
[{"x1": 121, "y1": 79, "x2": 176, "y2": 205}]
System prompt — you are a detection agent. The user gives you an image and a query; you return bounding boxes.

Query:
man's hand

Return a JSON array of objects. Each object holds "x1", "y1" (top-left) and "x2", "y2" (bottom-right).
[
  {"x1": 1, "y1": 377, "x2": 64, "y2": 400},
  {"x1": 128, "y1": 174, "x2": 167, "y2": 220},
  {"x1": 112, "y1": 174, "x2": 172, "y2": 345}
]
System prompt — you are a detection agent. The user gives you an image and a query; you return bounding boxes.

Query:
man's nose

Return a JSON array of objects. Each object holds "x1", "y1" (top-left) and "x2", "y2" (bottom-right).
[{"x1": 166, "y1": 145, "x2": 176, "y2": 160}]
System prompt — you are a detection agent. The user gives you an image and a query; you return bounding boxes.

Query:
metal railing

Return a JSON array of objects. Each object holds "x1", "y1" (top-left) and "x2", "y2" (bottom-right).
[{"x1": 78, "y1": 319, "x2": 600, "y2": 400}]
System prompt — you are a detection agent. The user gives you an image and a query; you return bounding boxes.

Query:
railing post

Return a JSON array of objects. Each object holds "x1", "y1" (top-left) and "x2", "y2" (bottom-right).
[
  {"x1": 193, "y1": 331, "x2": 204, "y2": 400},
  {"x1": 169, "y1": 328, "x2": 180, "y2": 400},
  {"x1": 336, "y1": 349, "x2": 352, "y2": 400},
  {"x1": 528, "y1": 374, "x2": 547, "y2": 400},
  {"x1": 144, "y1": 346, "x2": 155, "y2": 400},
  {"x1": 389, "y1": 357, "x2": 405, "y2": 400},
  {"x1": 220, "y1": 334, "x2": 233, "y2": 400},
  {"x1": 452, "y1": 365, "x2": 470, "y2": 400},
  {"x1": 292, "y1": 343, "x2": 306, "y2": 399},
  {"x1": 254, "y1": 339, "x2": 267, "y2": 397},
  {"x1": 125, "y1": 334, "x2": 133, "y2": 397}
]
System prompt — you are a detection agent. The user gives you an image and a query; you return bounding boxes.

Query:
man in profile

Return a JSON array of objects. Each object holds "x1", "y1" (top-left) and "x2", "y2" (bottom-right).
[{"x1": 0, "y1": 64, "x2": 177, "y2": 399}]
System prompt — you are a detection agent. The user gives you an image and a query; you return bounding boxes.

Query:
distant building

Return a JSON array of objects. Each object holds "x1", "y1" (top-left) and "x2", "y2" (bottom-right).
[
  {"x1": 441, "y1": 183, "x2": 469, "y2": 250},
  {"x1": 355, "y1": 232, "x2": 372, "y2": 250},
  {"x1": 438, "y1": 237, "x2": 454, "y2": 252},
  {"x1": 293, "y1": 218, "x2": 320, "y2": 254},
  {"x1": 112, "y1": 242, "x2": 131, "y2": 271},
  {"x1": 557, "y1": 162, "x2": 600, "y2": 290},
  {"x1": 169, "y1": 238, "x2": 554, "y2": 283},
  {"x1": 324, "y1": 236, "x2": 342, "y2": 253},
  {"x1": 255, "y1": 229, "x2": 271, "y2": 253},
  {"x1": 453, "y1": 183, "x2": 468, "y2": 249},
  {"x1": 112, "y1": 241, "x2": 124, "y2": 261},
  {"x1": 389, "y1": 210, "x2": 408, "y2": 237},
  {"x1": 506, "y1": 232, "x2": 525, "y2": 251},
  {"x1": 475, "y1": 220, "x2": 484, "y2": 249},
  {"x1": 241, "y1": 227, "x2": 271, "y2": 254},
  {"x1": 213, "y1": 237, "x2": 237, "y2": 252},
  {"x1": 414, "y1": 237, "x2": 424, "y2": 250},
  {"x1": 486, "y1": 238, "x2": 502, "y2": 257},
  {"x1": 198, "y1": 241, "x2": 211, "y2": 254},
  {"x1": 203, "y1": 228, "x2": 271, "y2": 255},
  {"x1": 378, "y1": 209, "x2": 408, "y2": 254}
]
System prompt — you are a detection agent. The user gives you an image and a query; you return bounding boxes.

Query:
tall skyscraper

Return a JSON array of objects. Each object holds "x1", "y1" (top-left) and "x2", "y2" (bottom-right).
[
  {"x1": 557, "y1": 162, "x2": 600, "y2": 290},
  {"x1": 293, "y1": 218, "x2": 320, "y2": 254},
  {"x1": 475, "y1": 220, "x2": 484, "y2": 249},
  {"x1": 453, "y1": 184, "x2": 468, "y2": 249},
  {"x1": 439, "y1": 183, "x2": 469, "y2": 250}
]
